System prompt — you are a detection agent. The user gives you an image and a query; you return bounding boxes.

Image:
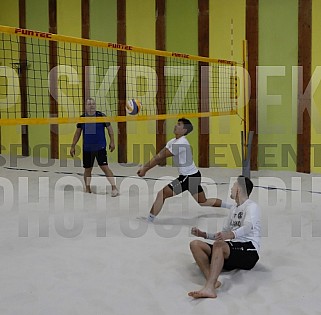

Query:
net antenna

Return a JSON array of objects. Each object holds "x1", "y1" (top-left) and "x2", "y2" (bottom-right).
[
  {"x1": 230, "y1": 18, "x2": 234, "y2": 61},
  {"x1": 241, "y1": 39, "x2": 253, "y2": 178}
]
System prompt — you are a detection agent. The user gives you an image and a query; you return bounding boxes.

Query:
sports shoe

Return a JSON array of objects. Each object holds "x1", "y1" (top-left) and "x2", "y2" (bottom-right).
[{"x1": 111, "y1": 188, "x2": 119, "y2": 197}]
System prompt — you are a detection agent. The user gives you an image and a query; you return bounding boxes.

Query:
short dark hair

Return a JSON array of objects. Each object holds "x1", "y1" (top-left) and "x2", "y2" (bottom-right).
[
  {"x1": 178, "y1": 118, "x2": 193, "y2": 135},
  {"x1": 237, "y1": 175, "x2": 254, "y2": 197},
  {"x1": 86, "y1": 97, "x2": 96, "y2": 103}
]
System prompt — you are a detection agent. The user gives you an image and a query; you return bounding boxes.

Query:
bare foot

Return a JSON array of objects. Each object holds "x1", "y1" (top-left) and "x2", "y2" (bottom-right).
[
  {"x1": 111, "y1": 188, "x2": 119, "y2": 197},
  {"x1": 188, "y1": 287, "x2": 217, "y2": 299},
  {"x1": 85, "y1": 188, "x2": 92, "y2": 193},
  {"x1": 188, "y1": 282, "x2": 220, "y2": 299}
]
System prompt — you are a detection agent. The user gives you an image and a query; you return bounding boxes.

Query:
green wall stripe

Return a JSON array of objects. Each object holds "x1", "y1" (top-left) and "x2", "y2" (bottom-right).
[
  {"x1": 0, "y1": 0, "x2": 20, "y2": 156},
  {"x1": 57, "y1": 0, "x2": 81, "y2": 158},
  {"x1": 126, "y1": 0, "x2": 155, "y2": 164},
  {"x1": 166, "y1": 0, "x2": 197, "y2": 55},
  {"x1": 89, "y1": 0, "x2": 118, "y2": 163},
  {"x1": 258, "y1": 0, "x2": 298, "y2": 170},
  {"x1": 90, "y1": 0, "x2": 117, "y2": 42},
  {"x1": 0, "y1": 0, "x2": 19, "y2": 26},
  {"x1": 209, "y1": 0, "x2": 246, "y2": 169},
  {"x1": 26, "y1": 0, "x2": 50, "y2": 158},
  {"x1": 166, "y1": 0, "x2": 198, "y2": 165}
]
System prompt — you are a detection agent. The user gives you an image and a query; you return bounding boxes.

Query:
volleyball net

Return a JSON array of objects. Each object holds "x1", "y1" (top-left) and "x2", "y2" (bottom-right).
[{"x1": 0, "y1": 25, "x2": 242, "y2": 126}]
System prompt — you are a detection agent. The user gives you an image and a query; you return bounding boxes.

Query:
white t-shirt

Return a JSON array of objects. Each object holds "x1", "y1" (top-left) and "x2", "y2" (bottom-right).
[
  {"x1": 165, "y1": 136, "x2": 198, "y2": 176},
  {"x1": 222, "y1": 199, "x2": 261, "y2": 251}
]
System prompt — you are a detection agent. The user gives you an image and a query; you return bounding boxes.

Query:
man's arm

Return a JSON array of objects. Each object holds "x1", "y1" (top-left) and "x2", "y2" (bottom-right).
[
  {"x1": 221, "y1": 203, "x2": 258, "y2": 240},
  {"x1": 191, "y1": 227, "x2": 207, "y2": 239},
  {"x1": 230, "y1": 206, "x2": 257, "y2": 238},
  {"x1": 214, "y1": 231, "x2": 235, "y2": 241},
  {"x1": 70, "y1": 128, "x2": 82, "y2": 157},
  {"x1": 190, "y1": 227, "x2": 232, "y2": 240},
  {"x1": 137, "y1": 147, "x2": 173, "y2": 177},
  {"x1": 106, "y1": 124, "x2": 115, "y2": 152}
]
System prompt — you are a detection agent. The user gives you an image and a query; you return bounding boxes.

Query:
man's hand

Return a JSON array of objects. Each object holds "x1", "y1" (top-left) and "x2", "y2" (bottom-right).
[
  {"x1": 191, "y1": 227, "x2": 207, "y2": 239},
  {"x1": 109, "y1": 142, "x2": 115, "y2": 152},
  {"x1": 137, "y1": 167, "x2": 147, "y2": 177},
  {"x1": 214, "y1": 231, "x2": 234, "y2": 241},
  {"x1": 70, "y1": 146, "x2": 75, "y2": 157}
]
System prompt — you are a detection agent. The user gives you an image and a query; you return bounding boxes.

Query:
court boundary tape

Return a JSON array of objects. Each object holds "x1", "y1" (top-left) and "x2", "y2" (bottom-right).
[{"x1": 3, "y1": 166, "x2": 321, "y2": 195}]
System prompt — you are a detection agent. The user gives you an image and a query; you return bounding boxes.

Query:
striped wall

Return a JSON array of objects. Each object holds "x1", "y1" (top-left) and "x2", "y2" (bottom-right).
[{"x1": 1, "y1": 0, "x2": 321, "y2": 174}]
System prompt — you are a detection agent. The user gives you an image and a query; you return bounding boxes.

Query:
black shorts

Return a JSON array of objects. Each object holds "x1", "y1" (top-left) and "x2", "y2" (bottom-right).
[
  {"x1": 209, "y1": 241, "x2": 259, "y2": 271},
  {"x1": 168, "y1": 171, "x2": 204, "y2": 195},
  {"x1": 83, "y1": 149, "x2": 108, "y2": 168}
]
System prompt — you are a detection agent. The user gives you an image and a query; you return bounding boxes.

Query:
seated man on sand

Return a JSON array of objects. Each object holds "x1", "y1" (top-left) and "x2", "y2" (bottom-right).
[{"x1": 188, "y1": 175, "x2": 261, "y2": 299}]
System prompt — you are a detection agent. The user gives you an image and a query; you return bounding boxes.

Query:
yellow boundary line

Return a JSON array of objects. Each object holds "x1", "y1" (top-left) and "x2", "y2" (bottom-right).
[
  {"x1": 0, "y1": 25, "x2": 241, "y2": 66},
  {"x1": 0, "y1": 110, "x2": 237, "y2": 126}
]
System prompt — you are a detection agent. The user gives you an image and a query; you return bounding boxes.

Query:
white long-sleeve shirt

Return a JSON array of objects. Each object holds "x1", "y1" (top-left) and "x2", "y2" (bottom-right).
[{"x1": 208, "y1": 199, "x2": 261, "y2": 251}]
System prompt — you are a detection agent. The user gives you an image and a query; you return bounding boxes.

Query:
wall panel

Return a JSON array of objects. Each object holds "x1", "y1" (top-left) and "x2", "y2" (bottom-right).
[
  {"x1": 126, "y1": 0, "x2": 156, "y2": 164},
  {"x1": 258, "y1": 0, "x2": 298, "y2": 171}
]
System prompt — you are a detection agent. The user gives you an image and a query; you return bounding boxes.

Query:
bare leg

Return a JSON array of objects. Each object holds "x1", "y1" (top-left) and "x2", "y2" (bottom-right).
[
  {"x1": 188, "y1": 241, "x2": 230, "y2": 299},
  {"x1": 193, "y1": 191, "x2": 222, "y2": 207},
  {"x1": 190, "y1": 240, "x2": 221, "y2": 287},
  {"x1": 100, "y1": 165, "x2": 118, "y2": 196},
  {"x1": 150, "y1": 186, "x2": 174, "y2": 217},
  {"x1": 84, "y1": 168, "x2": 93, "y2": 193}
]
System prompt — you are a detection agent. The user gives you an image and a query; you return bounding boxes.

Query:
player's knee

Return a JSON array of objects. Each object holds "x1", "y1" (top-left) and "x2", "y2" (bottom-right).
[
  {"x1": 156, "y1": 190, "x2": 165, "y2": 200},
  {"x1": 212, "y1": 240, "x2": 225, "y2": 250},
  {"x1": 193, "y1": 193, "x2": 207, "y2": 205},
  {"x1": 158, "y1": 189, "x2": 172, "y2": 200},
  {"x1": 189, "y1": 240, "x2": 202, "y2": 252}
]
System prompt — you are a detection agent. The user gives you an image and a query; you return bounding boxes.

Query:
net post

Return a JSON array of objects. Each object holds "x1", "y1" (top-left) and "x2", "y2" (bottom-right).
[
  {"x1": 242, "y1": 130, "x2": 253, "y2": 179},
  {"x1": 242, "y1": 39, "x2": 249, "y2": 158}
]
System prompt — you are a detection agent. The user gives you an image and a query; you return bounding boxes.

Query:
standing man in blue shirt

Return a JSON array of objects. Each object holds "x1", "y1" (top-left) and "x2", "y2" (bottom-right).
[{"x1": 70, "y1": 98, "x2": 119, "y2": 196}]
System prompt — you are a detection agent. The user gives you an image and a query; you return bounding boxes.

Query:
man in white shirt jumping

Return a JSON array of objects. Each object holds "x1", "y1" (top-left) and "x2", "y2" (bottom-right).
[
  {"x1": 137, "y1": 118, "x2": 223, "y2": 222},
  {"x1": 188, "y1": 175, "x2": 261, "y2": 299}
]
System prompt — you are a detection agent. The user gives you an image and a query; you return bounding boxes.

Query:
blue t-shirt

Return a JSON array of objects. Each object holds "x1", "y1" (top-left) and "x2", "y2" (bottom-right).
[{"x1": 77, "y1": 111, "x2": 111, "y2": 152}]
